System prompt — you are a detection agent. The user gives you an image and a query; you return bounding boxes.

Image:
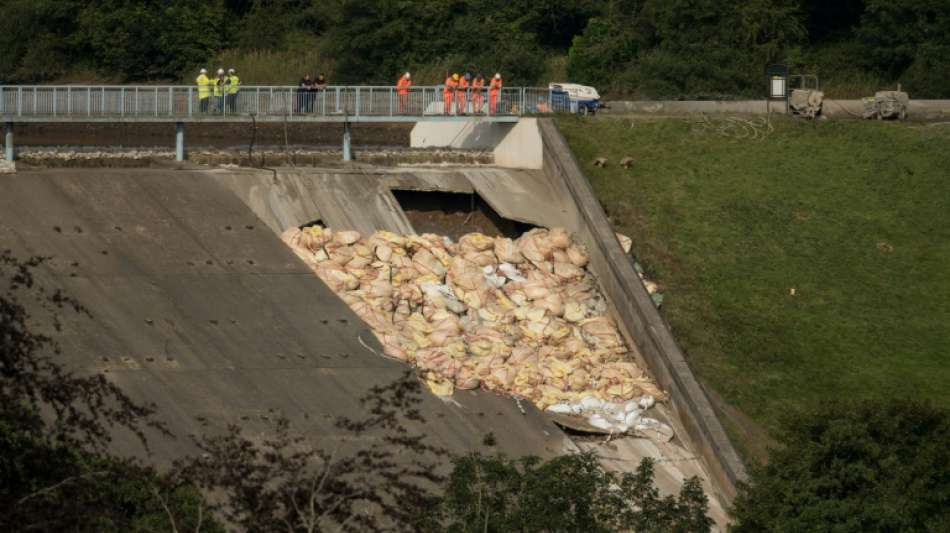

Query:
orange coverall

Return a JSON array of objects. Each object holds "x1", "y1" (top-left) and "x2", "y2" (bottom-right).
[{"x1": 443, "y1": 76, "x2": 457, "y2": 114}]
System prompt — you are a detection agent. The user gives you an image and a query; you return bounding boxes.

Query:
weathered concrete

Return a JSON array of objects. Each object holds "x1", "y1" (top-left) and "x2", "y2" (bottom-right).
[
  {"x1": 0, "y1": 168, "x2": 571, "y2": 465},
  {"x1": 493, "y1": 118, "x2": 543, "y2": 170},
  {"x1": 606, "y1": 99, "x2": 950, "y2": 120},
  {"x1": 535, "y1": 118, "x2": 747, "y2": 504},
  {"x1": 411, "y1": 119, "x2": 544, "y2": 169},
  {"x1": 410, "y1": 121, "x2": 513, "y2": 150}
]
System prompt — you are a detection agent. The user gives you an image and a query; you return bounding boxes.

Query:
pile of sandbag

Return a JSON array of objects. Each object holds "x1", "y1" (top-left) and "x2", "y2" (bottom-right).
[{"x1": 282, "y1": 225, "x2": 665, "y2": 411}]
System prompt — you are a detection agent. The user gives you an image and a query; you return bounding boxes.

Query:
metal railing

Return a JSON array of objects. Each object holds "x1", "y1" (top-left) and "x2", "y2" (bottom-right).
[{"x1": 0, "y1": 85, "x2": 580, "y2": 120}]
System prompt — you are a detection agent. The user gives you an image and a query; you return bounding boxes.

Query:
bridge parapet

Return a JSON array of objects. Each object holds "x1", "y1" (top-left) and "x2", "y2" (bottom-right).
[{"x1": 0, "y1": 85, "x2": 564, "y2": 123}]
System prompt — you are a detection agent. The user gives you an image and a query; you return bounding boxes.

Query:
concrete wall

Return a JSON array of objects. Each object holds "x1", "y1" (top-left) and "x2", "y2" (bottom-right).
[
  {"x1": 536, "y1": 118, "x2": 747, "y2": 502},
  {"x1": 410, "y1": 121, "x2": 513, "y2": 150},
  {"x1": 493, "y1": 118, "x2": 543, "y2": 170},
  {"x1": 606, "y1": 99, "x2": 950, "y2": 120},
  {"x1": 410, "y1": 118, "x2": 544, "y2": 170}
]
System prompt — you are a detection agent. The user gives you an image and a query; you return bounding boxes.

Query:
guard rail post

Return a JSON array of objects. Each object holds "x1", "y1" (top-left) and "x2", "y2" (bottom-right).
[
  {"x1": 4, "y1": 122, "x2": 14, "y2": 161},
  {"x1": 342, "y1": 120, "x2": 352, "y2": 162},
  {"x1": 175, "y1": 122, "x2": 185, "y2": 162}
]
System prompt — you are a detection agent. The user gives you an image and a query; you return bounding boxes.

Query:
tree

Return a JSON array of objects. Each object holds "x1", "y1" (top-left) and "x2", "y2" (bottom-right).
[
  {"x1": 730, "y1": 400, "x2": 950, "y2": 532},
  {"x1": 433, "y1": 452, "x2": 712, "y2": 532},
  {"x1": 0, "y1": 251, "x2": 219, "y2": 531},
  {"x1": 175, "y1": 372, "x2": 448, "y2": 532},
  {"x1": 77, "y1": 0, "x2": 226, "y2": 81}
]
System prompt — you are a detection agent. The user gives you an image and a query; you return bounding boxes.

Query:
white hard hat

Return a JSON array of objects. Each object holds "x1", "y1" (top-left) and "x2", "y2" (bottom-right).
[
  {"x1": 404, "y1": 72, "x2": 411, "y2": 78},
  {"x1": 217, "y1": 68, "x2": 225, "y2": 75},
  {"x1": 200, "y1": 68, "x2": 207, "y2": 74},
  {"x1": 228, "y1": 68, "x2": 235, "y2": 74},
  {"x1": 494, "y1": 73, "x2": 501, "y2": 79}
]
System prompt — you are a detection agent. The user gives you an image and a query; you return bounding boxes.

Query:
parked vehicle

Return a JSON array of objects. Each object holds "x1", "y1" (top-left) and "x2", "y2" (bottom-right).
[{"x1": 549, "y1": 83, "x2": 603, "y2": 115}]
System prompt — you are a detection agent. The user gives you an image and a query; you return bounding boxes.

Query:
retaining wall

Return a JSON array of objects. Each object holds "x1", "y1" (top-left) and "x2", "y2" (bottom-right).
[{"x1": 536, "y1": 118, "x2": 747, "y2": 502}]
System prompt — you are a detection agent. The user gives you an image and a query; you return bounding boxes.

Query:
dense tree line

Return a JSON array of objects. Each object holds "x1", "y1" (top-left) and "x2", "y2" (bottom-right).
[{"x1": 0, "y1": 0, "x2": 948, "y2": 97}]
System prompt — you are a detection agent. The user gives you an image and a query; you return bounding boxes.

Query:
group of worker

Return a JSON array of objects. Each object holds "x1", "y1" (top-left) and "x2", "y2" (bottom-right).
[
  {"x1": 396, "y1": 71, "x2": 504, "y2": 115},
  {"x1": 195, "y1": 68, "x2": 240, "y2": 113},
  {"x1": 195, "y1": 68, "x2": 504, "y2": 115}
]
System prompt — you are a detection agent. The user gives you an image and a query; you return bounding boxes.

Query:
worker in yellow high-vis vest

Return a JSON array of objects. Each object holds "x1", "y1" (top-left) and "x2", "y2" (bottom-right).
[
  {"x1": 212, "y1": 68, "x2": 226, "y2": 113},
  {"x1": 196, "y1": 68, "x2": 211, "y2": 113},
  {"x1": 226, "y1": 68, "x2": 240, "y2": 113}
]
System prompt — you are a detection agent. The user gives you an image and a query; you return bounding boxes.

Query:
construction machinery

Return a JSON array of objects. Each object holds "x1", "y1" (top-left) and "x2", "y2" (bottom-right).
[
  {"x1": 863, "y1": 89, "x2": 909, "y2": 120},
  {"x1": 787, "y1": 74, "x2": 824, "y2": 119}
]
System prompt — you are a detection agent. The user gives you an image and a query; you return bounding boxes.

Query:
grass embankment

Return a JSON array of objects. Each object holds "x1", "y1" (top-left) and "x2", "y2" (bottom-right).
[{"x1": 558, "y1": 116, "x2": 950, "y2": 460}]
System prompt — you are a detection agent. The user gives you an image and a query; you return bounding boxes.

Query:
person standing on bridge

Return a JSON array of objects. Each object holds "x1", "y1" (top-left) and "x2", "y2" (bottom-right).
[
  {"x1": 298, "y1": 74, "x2": 313, "y2": 113},
  {"x1": 226, "y1": 68, "x2": 240, "y2": 113},
  {"x1": 396, "y1": 72, "x2": 411, "y2": 114},
  {"x1": 213, "y1": 68, "x2": 227, "y2": 113},
  {"x1": 471, "y1": 73, "x2": 485, "y2": 114},
  {"x1": 489, "y1": 73, "x2": 503, "y2": 115},
  {"x1": 443, "y1": 73, "x2": 458, "y2": 115},
  {"x1": 313, "y1": 73, "x2": 327, "y2": 114},
  {"x1": 196, "y1": 68, "x2": 211, "y2": 113},
  {"x1": 457, "y1": 73, "x2": 471, "y2": 115}
]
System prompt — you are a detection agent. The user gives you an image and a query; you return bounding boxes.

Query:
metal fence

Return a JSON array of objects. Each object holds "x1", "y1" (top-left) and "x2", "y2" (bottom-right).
[{"x1": 0, "y1": 85, "x2": 579, "y2": 120}]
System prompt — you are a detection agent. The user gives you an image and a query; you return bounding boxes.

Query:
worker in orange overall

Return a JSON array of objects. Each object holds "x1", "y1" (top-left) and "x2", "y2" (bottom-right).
[
  {"x1": 471, "y1": 73, "x2": 485, "y2": 114},
  {"x1": 488, "y1": 73, "x2": 503, "y2": 115},
  {"x1": 396, "y1": 72, "x2": 412, "y2": 114},
  {"x1": 457, "y1": 73, "x2": 471, "y2": 115},
  {"x1": 443, "y1": 73, "x2": 459, "y2": 115}
]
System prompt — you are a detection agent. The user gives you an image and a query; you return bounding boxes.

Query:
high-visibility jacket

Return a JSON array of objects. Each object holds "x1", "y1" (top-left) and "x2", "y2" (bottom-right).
[
  {"x1": 472, "y1": 78, "x2": 485, "y2": 91},
  {"x1": 489, "y1": 78, "x2": 502, "y2": 94},
  {"x1": 443, "y1": 77, "x2": 458, "y2": 95},
  {"x1": 457, "y1": 78, "x2": 470, "y2": 93},
  {"x1": 227, "y1": 75, "x2": 240, "y2": 95},
  {"x1": 197, "y1": 74, "x2": 211, "y2": 99},
  {"x1": 213, "y1": 77, "x2": 226, "y2": 97},
  {"x1": 397, "y1": 77, "x2": 411, "y2": 95}
]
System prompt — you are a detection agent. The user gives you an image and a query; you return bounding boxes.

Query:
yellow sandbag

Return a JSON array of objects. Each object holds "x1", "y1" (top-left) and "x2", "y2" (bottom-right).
[
  {"x1": 459, "y1": 232, "x2": 495, "y2": 252},
  {"x1": 553, "y1": 261, "x2": 584, "y2": 281},
  {"x1": 564, "y1": 301, "x2": 586, "y2": 323},
  {"x1": 425, "y1": 373, "x2": 454, "y2": 396},
  {"x1": 548, "y1": 227, "x2": 571, "y2": 249},
  {"x1": 333, "y1": 230, "x2": 361, "y2": 245},
  {"x1": 494, "y1": 237, "x2": 525, "y2": 264},
  {"x1": 566, "y1": 243, "x2": 589, "y2": 267}
]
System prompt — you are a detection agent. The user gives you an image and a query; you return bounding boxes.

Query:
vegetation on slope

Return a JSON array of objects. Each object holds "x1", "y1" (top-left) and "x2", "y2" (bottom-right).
[{"x1": 559, "y1": 116, "x2": 950, "y2": 452}]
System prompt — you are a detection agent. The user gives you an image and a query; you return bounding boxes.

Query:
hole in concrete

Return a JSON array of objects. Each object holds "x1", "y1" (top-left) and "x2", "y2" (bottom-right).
[
  {"x1": 247, "y1": 259, "x2": 255, "y2": 265},
  {"x1": 391, "y1": 189, "x2": 534, "y2": 240},
  {"x1": 205, "y1": 259, "x2": 213, "y2": 265},
  {"x1": 114, "y1": 225, "x2": 123, "y2": 231},
  {"x1": 74, "y1": 226, "x2": 83, "y2": 233},
  {"x1": 299, "y1": 219, "x2": 325, "y2": 230},
  {"x1": 224, "y1": 225, "x2": 232, "y2": 231},
  {"x1": 53, "y1": 226, "x2": 62, "y2": 233}
]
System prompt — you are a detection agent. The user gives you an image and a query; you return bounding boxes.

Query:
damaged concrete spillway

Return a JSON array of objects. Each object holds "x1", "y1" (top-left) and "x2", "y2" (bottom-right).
[{"x1": 0, "y1": 118, "x2": 743, "y2": 523}]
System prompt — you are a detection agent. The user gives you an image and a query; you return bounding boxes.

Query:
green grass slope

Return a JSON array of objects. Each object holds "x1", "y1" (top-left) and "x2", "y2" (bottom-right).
[{"x1": 558, "y1": 116, "x2": 950, "y2": 456}]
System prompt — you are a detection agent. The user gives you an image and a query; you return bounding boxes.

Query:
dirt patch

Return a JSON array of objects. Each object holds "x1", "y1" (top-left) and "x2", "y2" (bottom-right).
[
  {"x1": 392, "y1": 189, "x2": 535, "y2": 240},
  {"x1": 10, "y1": 122, "x2": 413, "y2": 148}
]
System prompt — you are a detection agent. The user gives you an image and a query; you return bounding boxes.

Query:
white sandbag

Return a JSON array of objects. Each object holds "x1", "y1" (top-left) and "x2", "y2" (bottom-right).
[{"x1": 615, "y1": 233, "x2": 632, "y2": 254}]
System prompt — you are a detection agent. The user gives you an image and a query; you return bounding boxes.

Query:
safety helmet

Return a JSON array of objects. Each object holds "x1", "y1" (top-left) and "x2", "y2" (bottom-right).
[
  {"x1": 217, "y1": 68, "x2": 225, "y2": 75},
  {"x1": 404, "y1": 72, "x2": 411, "y2": 78},
  {"x1": 228, "y1": 68, "x2": 235, "y2": 74},
  {"x1": 200, "y1": 68, "x2": 207, "y2": 74},
  {"x1": 452, "y1": 73, "x2": 459, "y2": 81},
  {"x1": 494, "y1": 73, "x2": 501, "y2": 79}
]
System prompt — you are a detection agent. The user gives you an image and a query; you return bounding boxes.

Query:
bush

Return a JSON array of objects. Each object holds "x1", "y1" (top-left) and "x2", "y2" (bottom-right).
[{"x1": 730, "y1": 400, "x2": 950, "y2": 532}]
